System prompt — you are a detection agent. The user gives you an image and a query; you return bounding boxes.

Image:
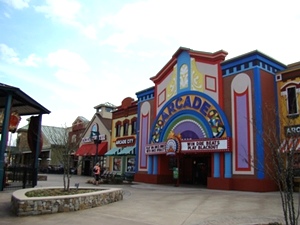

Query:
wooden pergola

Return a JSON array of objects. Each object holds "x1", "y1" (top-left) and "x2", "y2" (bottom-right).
[{"x1": 0, "y1": 83, "x2": 50, "y2": 190}]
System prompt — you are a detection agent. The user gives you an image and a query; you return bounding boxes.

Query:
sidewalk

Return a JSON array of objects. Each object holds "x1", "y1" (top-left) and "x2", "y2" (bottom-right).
[{"x1": 0, "y1": 174, "x2": 287, "y2": 225}]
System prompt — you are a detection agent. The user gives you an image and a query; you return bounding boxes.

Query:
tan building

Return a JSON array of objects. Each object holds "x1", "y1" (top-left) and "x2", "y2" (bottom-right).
[{"x1": 75, "y1": 102, "x2": 116, "y2": 176}]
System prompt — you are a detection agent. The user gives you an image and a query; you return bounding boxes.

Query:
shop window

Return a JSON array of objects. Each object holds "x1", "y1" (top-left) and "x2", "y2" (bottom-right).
[
  {"x1": 287, "y1": 86, "x2": 298, "y2": 115},
  {"x1": 115, "y1": 121, "x2": 121, "y2": 137},
  {"x1": 113, "y1": 157, "x2": 121, "y2": 171},
  {"x1": 131, "y1": 117, "x2": 137, "y2": 134},
  {"x1": 123, "y1": 119, "x2": 129, "y2": 136},
  {"x1": 126, "y1": 157, "x2": 135, "y2": 172}
]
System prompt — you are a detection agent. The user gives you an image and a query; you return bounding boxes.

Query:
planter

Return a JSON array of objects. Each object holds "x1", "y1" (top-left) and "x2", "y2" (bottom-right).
[{"x1": 11, "y1": 186, "x2": 123, "y2": 216}]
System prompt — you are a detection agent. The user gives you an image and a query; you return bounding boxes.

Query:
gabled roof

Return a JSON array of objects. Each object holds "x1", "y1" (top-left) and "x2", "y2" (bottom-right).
[
  {"x1": 0, "y1": 83, "x2": 50, "y2": 116},
  {"x1": 150, "y1": 47, "x2": 228, "y2": 84},
  {"x1": 41, "y1": 126, "x2": 67, "y2": 145},
  {"x1": 95, "y1": 113, "x2": 112, "y2": 131},
  {"x1": 72, "y1": 116, "x2": 89, "y2": 125},
  {"x1": 17, "y1": 124, "x2": 66, "y2": 146}
]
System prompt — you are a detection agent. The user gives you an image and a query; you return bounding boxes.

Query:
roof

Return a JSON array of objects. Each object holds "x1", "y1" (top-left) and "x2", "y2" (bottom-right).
[
  {"x1": 0, "y1": 83, "x2": 50, "y2": 116},
  {"x1": 95, "y1": 113, "x2": 112, "y2": 131},
  {"x1": 94, "y1": 102, "x2": 117, "y2": 110},
  {"x1": 221, "y1": 50, "x2": 286, "y2": 69},
  {"x1": 17, "y1": 124, "x2": 67, "y2": 146}
]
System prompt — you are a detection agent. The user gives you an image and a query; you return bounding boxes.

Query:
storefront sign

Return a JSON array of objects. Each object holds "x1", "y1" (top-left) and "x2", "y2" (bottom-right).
[
  {"x1": 116, "y1": 136, "x2": 136, "y2": 147},
  {"x1": 82, "y1": 134, "x2": 106, "y2": 143},
  {"x1": 181, "y1": 138, "x2": 230, "y2": 153},
  {"x1": 145, "y1": 143, "x2": 166, "y2": 155},
  {"x1": 285, "y1": 125, "x2": 300, "y2": 137}
]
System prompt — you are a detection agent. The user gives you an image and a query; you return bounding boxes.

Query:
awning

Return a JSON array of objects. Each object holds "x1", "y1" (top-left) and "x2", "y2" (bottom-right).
[
  {"x1": 279, "y1": 138, "x2": 300, "y2": 152},
  {"x1": 75, "y1": 142, "x2": 108, "y2": 156},
  {"x1": 119, "y1": 146, "x2": 135, "y2": 155},
  {"x1": 105, "y1": 147, "x2": 121, "y2": 156}
]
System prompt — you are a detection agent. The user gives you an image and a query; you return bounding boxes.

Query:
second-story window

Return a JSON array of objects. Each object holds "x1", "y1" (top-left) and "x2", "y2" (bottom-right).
[
  {"x1": 131, "y1": 118, "x2": 137, "y2": 134},
  {"x1": 123, "y1": 119, "x2": 129, "y2": 136},
  {"x1": 116, "y1": 121, "x2": 121, "y2": 137},
  {"x1": 287, "y1": 86, "x2": 298, "y2": 115}
]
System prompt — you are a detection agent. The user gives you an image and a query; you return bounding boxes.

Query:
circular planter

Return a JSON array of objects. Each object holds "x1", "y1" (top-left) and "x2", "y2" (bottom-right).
[{"x1": 11, "y1": 186, "x2": 123, "y2": 216}]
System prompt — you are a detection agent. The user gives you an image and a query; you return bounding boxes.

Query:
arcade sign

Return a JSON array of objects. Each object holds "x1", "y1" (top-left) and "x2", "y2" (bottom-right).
[
  {"x1": 115, "y1": 136, "x2": 136, "y2": 147},
  {"x1": 285, "y1": 125, "x2": 300, "y2": 137}
]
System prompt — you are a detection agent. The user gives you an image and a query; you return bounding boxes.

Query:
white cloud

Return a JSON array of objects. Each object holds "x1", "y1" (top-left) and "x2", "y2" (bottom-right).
[
  {"x1": 34, "y1": 0, "x2": 81, "y2": 22},
  {"x1": 0, "y1": 43, "x2": 19, "y2": 63},
  {"x1": 22, "y1": 53, "x2": 42, "y2": 67},
  {"x1": 34, "y1": 0, "x2": 97, "y2": 40},
  {"x1": 47, "y1": 49, "x2": 91, "y2": 86},
  {"x1": 0, "y1": 43, "x2": 42, "y2": 67},
  {"x1": 81, "y1": 25, "x2": 97, "y2": 40},
  {"x1": 1, "y1": 0, "x2": 30, "y2": 10},
  {"x1": 98, "y1": 0, "x2": 300, "y2": 63}
]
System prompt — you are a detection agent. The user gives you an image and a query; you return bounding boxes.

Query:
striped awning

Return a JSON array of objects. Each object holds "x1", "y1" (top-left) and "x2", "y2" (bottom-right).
[{"x1": 279, "y1": 138, "x2": 300, "y2": 152}]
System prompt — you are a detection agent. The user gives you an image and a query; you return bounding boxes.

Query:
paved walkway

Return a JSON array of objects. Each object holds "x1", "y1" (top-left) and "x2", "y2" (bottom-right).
[{"x1": 0, "y1": 174, "x2": 288, "y2": 225}]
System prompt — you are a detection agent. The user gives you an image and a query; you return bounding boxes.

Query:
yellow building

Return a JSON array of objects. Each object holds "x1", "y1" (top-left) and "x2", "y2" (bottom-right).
[
  {"x1": 105, "y1": 97, "x2": 137, "y2": 176},
  {"x1": 276, "y1": 61, "x2": 300, "y2": 171}
]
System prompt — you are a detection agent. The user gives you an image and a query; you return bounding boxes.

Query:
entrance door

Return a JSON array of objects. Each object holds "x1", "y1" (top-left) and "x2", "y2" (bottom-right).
[
  {"x1": 181, "y1": 154, "x2": 211, "y2": 186},
  {"x1": 83, "y1": 160, "x2": 91, "y2": 176}
]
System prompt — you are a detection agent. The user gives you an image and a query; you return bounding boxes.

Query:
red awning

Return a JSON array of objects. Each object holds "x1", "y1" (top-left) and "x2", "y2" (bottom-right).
[{"x1": 75, "y1": 142, "x2": 108, "y2": 156}]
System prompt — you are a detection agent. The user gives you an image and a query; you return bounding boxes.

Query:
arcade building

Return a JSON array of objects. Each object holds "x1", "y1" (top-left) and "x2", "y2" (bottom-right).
[{"x1": 134, "y1": 47, "x2": 286, "y2": 192}]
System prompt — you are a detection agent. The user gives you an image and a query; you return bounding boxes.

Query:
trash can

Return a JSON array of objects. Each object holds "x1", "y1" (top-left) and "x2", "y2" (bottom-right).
[{"x1": 173, "y1": 167, "x2": 178, "y2": 179}]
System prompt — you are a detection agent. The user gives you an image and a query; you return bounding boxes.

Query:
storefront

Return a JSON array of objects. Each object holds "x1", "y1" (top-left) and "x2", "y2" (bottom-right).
[
  {"x1": 105, "y1": 97, "x2": 137, "y2": 176},
  {"x1": 134, "y1": 47, "x2": 286, "y2": 191}
]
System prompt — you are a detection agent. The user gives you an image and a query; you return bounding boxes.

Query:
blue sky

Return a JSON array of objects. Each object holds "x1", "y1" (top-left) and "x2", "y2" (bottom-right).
[{"x1": 1, "y1": 0, "x2": 300, "y2": 131}]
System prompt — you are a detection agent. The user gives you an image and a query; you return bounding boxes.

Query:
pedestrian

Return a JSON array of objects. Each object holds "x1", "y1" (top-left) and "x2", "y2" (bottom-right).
[{"x1": 93, "y1": 162, "x2": 101, "y2": 186}]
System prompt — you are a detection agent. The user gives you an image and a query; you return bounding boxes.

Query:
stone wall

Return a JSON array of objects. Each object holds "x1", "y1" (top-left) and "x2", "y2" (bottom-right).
[{"x1": 11, "y1": 187, "x2": 123, "y2": 216}]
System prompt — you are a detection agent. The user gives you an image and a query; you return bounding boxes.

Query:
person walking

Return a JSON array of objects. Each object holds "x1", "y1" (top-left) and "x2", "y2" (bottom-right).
[{"x1": 93, "y1": 162, "x2": 101, "y2": 186}]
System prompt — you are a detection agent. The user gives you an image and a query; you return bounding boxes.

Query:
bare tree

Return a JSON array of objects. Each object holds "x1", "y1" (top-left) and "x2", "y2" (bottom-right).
[
  {"x1": 45, "y1": 125, "x2": 81, "y2": 191},
  {"x1": 249, "y1": 105, "x2": 300, "y2": 225}
]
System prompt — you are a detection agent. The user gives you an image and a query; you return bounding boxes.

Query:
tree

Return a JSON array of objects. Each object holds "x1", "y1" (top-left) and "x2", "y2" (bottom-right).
[
  {"x1": 45, "y1": 125, "x2": 81, "y2": 191},
  {"x1": 250, "y1": 105, "x2": 300, "y2": 225}
]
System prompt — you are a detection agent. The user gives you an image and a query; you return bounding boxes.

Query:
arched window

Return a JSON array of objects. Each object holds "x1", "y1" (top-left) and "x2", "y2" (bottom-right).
[
  {"x1": 115, "y1": 121, "x2": 122, "y2": 137},
  {"x1": 131, "y1": 117, "x2": 137, "y2": 134},
  {"x1": 123, "y1": 119, "x2": 129, "y2": 136},
  {"x1": 287, "y1": 86, "x2": 298, "y2": 115}
]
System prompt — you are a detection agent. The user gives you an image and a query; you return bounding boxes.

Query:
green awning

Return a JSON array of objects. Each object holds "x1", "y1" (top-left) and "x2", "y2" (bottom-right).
[
  {"x1": 105, "y1": 147, "x2": 121, "y2": 156},
  {"x1": 119, "y1": 146, "x2": 135, "y2": 155}
]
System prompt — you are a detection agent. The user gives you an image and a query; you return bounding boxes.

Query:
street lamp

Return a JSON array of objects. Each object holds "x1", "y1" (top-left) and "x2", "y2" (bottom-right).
[{"x1": 90, "y1": 131, "x2": 101, "y2": 164}]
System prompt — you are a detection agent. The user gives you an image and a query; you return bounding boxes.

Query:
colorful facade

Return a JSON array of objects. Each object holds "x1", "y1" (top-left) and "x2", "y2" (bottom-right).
[
  {"x1": 134, "y1": 47, "x2": 286, "y2": 192},
  {"x1": 105, "y1": 97, "x2": 137, "y2": 175}
]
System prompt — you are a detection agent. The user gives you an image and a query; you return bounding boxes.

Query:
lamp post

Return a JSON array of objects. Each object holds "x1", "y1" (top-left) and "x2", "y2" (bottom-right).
[{"x1": 90, "y1": 131, "x2": 101, "y2": 165}]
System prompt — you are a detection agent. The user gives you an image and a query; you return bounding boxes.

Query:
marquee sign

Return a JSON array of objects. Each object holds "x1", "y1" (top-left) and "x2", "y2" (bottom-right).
[
  {"x1": 145, "y1": 142, "x2": 166, "y2": 155},
  {"x1": 145, "y1": 138, "x2": 231, "y2": 155},
  {"x1": 181, "y1": 138, "x2": 231, "y2": 153}
]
